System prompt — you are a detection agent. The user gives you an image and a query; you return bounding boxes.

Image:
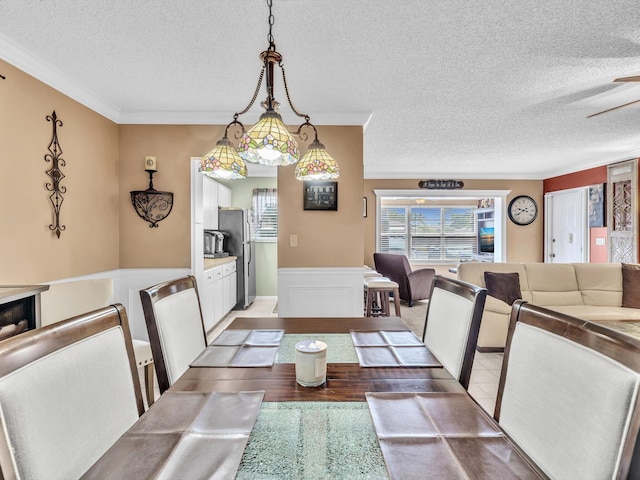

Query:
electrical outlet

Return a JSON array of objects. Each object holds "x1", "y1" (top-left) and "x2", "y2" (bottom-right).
[{"x1": 290, "y1": 234, "x2": 298, "y2": 247}]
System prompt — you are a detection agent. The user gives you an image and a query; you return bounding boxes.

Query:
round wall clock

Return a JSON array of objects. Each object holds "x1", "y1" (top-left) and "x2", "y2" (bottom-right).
[{"x1": 508, "y1": 195, "x2": 538, "y2": 225}]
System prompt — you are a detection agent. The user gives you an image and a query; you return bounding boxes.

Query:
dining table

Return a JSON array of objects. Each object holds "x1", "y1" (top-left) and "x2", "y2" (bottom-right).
[{"x1": 82, "y1": 316, "x2": 546, "y2": 479}]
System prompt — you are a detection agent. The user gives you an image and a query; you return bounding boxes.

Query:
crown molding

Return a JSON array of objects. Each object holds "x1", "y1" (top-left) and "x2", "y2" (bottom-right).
[{"x1": 0, "y1": 32, "x2": 121, "y2": 122}]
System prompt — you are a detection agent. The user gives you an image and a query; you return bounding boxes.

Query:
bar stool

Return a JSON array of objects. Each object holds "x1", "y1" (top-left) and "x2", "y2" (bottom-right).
[
  {"x1": 364, "y1": 277, "x2": 401, "y2": 317},
  {"x1": 363, "y1": 269, "x2": 383, "y2": 311}
]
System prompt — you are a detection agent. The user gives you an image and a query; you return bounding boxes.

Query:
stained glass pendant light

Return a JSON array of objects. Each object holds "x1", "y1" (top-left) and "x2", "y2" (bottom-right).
[
  {"x1": 294, "y1": 131, "x2": 340, "y2": 181},
  {"x1": 200, "y1": 131, "x2": 248, "y2": 180},
  {"x1": 201, "y1": 0, "x2": 339, "y2": 180}
]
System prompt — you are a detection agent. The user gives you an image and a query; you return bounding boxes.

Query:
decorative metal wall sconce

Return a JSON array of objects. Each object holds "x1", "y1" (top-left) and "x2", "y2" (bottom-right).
[
  {"x1": 130, "y1": 156, "x2": 174, "y2": 228},
  {"x1": 44, "y1": 110, "x2": 66, "y2": 238}
]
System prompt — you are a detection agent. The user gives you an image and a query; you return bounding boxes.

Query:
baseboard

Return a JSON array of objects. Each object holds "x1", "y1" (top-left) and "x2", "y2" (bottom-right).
[{"x1": 476, "y1": 346, "x2": 505, "y2": 353}]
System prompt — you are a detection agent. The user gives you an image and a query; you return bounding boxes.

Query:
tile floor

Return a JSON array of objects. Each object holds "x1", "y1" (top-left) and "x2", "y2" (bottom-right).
[{"x1": 141, "y1": 296, "x2": 502, "y2": 415}]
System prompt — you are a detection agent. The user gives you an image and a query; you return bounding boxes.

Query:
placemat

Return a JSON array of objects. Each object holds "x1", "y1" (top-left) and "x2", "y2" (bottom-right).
[
  {"x1": 350, "y1": 330, "x2": 442, "y2": 367},
  {"x1": 366, "y1": 392, "x2": 541, "y2": 480},
  {"x1": 191, "y1": 329, "x2": 284, "y2": 367},
  {"x1": 83, "y1": 391, "x2": 264, "y2": 479}
]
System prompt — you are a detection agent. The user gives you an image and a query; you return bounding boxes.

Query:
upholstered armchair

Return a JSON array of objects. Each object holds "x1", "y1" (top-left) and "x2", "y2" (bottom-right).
[{"x1": 373, "y1": 253, "x2": 436, "y2": 307}]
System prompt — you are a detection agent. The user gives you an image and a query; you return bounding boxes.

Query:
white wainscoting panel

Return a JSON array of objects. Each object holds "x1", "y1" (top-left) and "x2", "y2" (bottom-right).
[
  {"x1": 44, "y1": 268, "x2": 191, "y2": 342},
  {"x1": 116, "y1": 268, "x2": 191, "y2": 342},
  {"x1": 278, "y1": 267, "x2": 366, "y2": 317}
]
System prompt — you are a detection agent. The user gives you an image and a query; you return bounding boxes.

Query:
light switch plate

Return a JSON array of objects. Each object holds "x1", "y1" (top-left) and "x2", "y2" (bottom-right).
[{"x1": 290, "y1": 234, "x2": 298, "y2": 247}]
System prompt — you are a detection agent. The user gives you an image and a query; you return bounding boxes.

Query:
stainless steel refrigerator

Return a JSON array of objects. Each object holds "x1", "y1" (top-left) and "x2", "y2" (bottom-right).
[{"x1": 218, "y1": 207, "x2": 256, "y2": 309}]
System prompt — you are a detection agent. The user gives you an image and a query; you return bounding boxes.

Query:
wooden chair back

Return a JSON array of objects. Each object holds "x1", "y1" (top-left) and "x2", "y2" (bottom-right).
[
  {"x1": 422, "y1": 275, "x2": 486, "y2": 389},
  {"x1": 0, "y1": 304, "x2": 143, "y2": 480},
  {"x1": 140, "y1": 275, "x2": 207, "y2": 394},
  {"x1": 496, "y1": 300, "x2": 640, "y2": 479}
]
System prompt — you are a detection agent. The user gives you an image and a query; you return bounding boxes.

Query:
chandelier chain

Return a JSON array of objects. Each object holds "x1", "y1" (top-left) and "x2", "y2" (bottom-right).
[
  {"x1": 234, "y1": 66, "x2": 266, "y2": 118},
  {"x1": 280, "y1": 66, "x2": 310, "y2": 122},
  {"x1": 267, "y1": 0, "x2": 275, "y2": 48}
]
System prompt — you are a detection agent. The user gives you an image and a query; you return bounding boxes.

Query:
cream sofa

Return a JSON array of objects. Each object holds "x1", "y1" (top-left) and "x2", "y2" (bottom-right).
[{"x1": 457, "y1": 262, "x2": 640, "y2": 351}]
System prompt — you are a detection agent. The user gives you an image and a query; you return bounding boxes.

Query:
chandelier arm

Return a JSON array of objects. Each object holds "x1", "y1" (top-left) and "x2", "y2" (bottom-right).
[
  {"x1": 234, "y1": 66, "x2": 266, "y2": 117},
  {"x1": 294, "y1": 120, "x2": 318, "y2": 143},
  {"x1": 224, "y1": 119, "x2": 247, "y2": 140}
]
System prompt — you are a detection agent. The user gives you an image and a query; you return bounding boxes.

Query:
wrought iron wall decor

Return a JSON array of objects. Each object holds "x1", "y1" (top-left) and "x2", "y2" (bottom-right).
[
  {"x1": 607, "y1": 159, "x2": 638, "y2": 263},
  {"x1": 44, "y1": 110, "x2": 66, "y2": 238},
  {"x1": 130, "y1": 156, "x2": 174, "y2": 228}
]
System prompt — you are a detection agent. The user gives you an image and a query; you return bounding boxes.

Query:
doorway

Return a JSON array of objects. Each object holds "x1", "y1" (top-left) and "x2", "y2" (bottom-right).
[{"x1": 544, "y1": 188, "x2": 588, "y2": 263}]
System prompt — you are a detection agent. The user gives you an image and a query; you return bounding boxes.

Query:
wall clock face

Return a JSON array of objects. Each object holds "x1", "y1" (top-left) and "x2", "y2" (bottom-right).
[{"x1": 508, "y1": 195, "x2": 538, "y2": 225}]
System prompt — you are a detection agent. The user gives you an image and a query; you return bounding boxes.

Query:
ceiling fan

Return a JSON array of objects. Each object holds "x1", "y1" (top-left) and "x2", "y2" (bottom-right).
[{"x1": 587, "y1": 75, "x2": 640, "y2": 118}]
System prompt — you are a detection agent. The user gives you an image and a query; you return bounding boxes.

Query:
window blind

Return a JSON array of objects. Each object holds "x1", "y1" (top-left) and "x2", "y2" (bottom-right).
[
  {"x1": 252, "y1": 188, "x2": 278, "y2": 241},
  {"x1": 379, "y1": 204, "x2": 477, "y2": 262}
]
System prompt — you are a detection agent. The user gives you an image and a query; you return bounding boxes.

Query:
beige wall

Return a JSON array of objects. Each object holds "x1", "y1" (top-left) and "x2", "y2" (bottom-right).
[
  {"x1": 278, "y1": 126, "x2": 364, "y2": 267},
  {"x1": 118, "y1": 124, "x2": 365, "y2": 271},
  {"x1": 118, "y1": 124, "x2": 226, "y2": 268},
  {"x1": 363, "y1": 179, "x2": 544, "y2": 267},
  {"x1": 0, "y1": 60, "x2": 119, "y2": 284},
  {"x1": 0, "y1": 58, "x2": 546, "y2": 286}
]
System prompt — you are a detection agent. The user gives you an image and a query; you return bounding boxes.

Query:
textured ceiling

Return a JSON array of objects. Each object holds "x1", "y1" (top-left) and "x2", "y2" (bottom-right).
[{"x1": 2, "y1": 0, "x2": 640, "y2": 179}]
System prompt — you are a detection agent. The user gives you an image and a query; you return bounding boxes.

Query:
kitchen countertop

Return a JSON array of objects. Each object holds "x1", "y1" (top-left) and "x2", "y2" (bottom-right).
[{"x1": 204, "y1": 256, "x2": 237, "y2": 271}]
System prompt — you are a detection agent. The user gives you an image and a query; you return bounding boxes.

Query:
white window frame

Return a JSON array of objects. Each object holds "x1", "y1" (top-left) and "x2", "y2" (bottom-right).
[{"x1": 374, "y1": 189, "x2": 510, "y2": 263}]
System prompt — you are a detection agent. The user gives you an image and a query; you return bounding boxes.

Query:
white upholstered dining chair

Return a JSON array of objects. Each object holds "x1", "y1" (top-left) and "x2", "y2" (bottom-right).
[
  {"x1": 40, "y1": 278, "x2": 156, "y2": 407},
  {"x1": 140, "y1": 275, "x2": 207, "y2": 394},
  {"x1": 421, "y1": 275, "x2": 487, "y2": 389},
  {"x1": 495, "y1": 300, "x2": 640, "y2": 479},
  {"x1": 0, "y1": 304, "x2": 144, "y2": 480}
]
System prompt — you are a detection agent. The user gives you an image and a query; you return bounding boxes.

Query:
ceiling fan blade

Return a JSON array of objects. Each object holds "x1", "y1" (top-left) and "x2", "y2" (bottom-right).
[
  {"x1": 587, "y1": 98, "x2": 640, "y2": 118},
  {"x1": 614, "y1": 76, "x2": 640, "y2": 82}
]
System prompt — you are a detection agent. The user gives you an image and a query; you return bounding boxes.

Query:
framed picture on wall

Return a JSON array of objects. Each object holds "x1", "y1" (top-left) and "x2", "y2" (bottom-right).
[{"x1": 303, "y1": 181, "x2": 338, "y2": 211}]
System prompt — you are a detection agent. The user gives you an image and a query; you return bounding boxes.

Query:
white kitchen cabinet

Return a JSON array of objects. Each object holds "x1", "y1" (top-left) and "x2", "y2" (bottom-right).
[
  {"x1": 201, "y1": 268, "x2": 216, "y2": 332},
  {"x1": 212, "y1": 266, "x2": 225, "y2": 324},
  {"x1": 202, "y1": 177, "x2": 219, "y2": 229},
  {"x1": 218, "y1": 183, "x2": 232, "y2": 208},
  {"x1": 222, "y1": 261, "x2": 237, "y2": 313}
]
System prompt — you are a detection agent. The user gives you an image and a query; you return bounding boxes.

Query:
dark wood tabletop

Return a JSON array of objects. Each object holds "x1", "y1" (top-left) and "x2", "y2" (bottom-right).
[
  {"x1": 86, "y1": 316, "x2": 545, "y2": 479},
  {"x1": 225, "y1": 316, "x2": 410, "y2": 333},
  {"x1": 169, "y1": 316, "x2": 461, "y2": 401}
]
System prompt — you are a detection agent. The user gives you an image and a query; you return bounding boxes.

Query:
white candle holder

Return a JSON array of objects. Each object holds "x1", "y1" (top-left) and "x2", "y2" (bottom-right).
[{"x1": 295, "y1": 340, "x2": 327, "y2": 387}]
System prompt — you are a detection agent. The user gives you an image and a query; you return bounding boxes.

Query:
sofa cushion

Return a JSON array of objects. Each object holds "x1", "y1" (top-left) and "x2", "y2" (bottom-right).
[
  {"x1": 622, "y1": 263, "x2": 640, "y2": 309},
  {"x1": 573, "y1": 263, "x2": 623, "y2": 307},
  {"x1": 457, "y1": 263, "x2": 529, "y2": 291},
  {"x1": 484, "y1": 272, "x2": 522, "y2": 305},
  {"x1": 525, "y1": 263, "x2": 578, "y2": 291},
  {"x1": 484, "y1": 295, "x2": 513, "y2": 314},
  {"x1": 525, "y1": 263, "x2": 584, "y2": 306}
]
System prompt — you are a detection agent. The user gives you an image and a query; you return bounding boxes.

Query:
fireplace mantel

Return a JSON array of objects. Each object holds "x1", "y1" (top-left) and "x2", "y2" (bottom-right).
[{"x1": 0, "y1": 285, "x2": 50, "y2": 337}]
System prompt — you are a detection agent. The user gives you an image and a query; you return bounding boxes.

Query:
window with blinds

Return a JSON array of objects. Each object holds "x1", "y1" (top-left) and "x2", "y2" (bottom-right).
[
  {"x1": 379, "y1": 205, "x2": 477, "y2": 262},
  {"x1": 252, "y1": 188, "x2": 278, "y2": 241}
]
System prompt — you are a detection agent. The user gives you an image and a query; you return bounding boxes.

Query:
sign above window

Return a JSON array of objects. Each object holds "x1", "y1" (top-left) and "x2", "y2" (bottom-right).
[{"x1": 418, "y1": 180, "x2": 464, "y2": 190}]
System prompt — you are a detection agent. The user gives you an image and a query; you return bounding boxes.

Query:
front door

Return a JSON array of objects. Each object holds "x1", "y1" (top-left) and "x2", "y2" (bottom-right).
[{"x1": 545, "y1": 188, "x2": 588, "y2": 263}]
